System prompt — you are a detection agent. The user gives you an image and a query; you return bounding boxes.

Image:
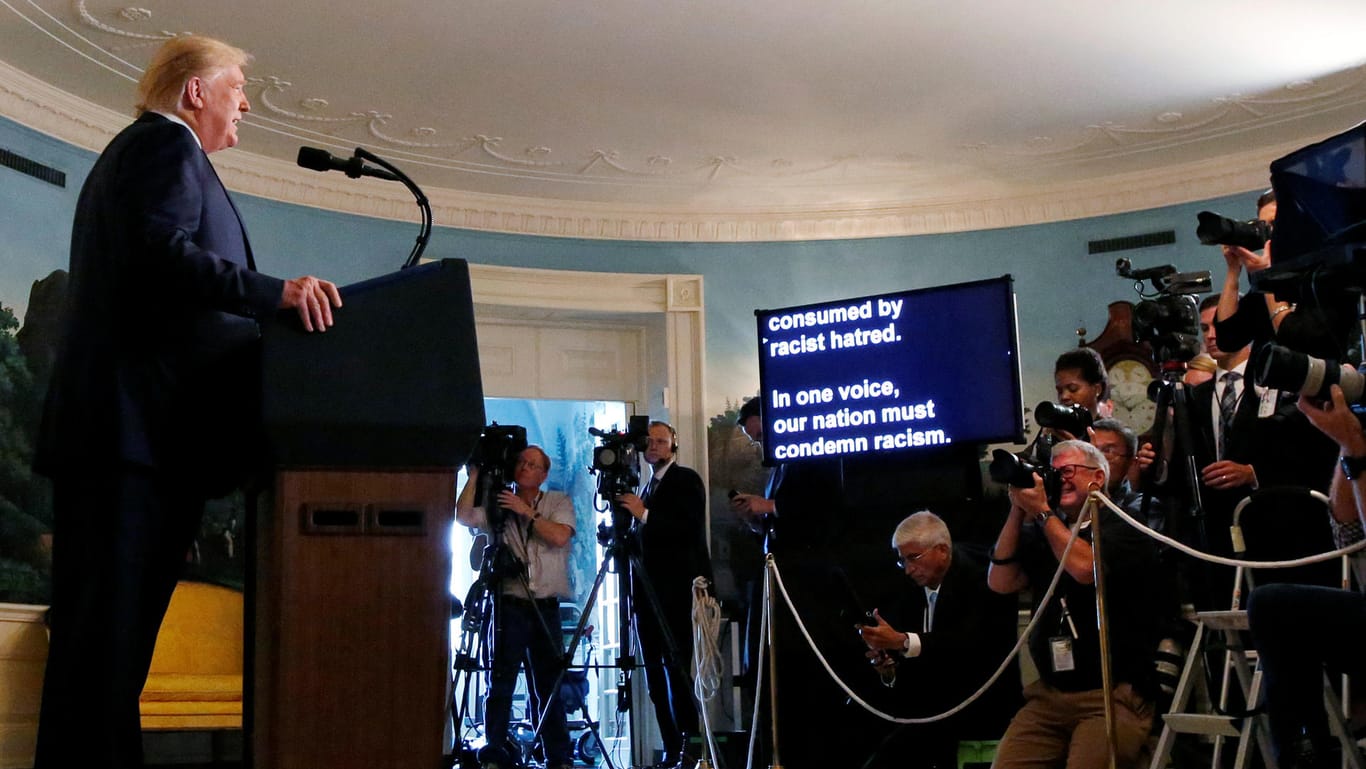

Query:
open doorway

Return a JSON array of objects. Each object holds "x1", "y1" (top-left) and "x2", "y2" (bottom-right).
[{"x1": 450, "y1": 396, "x2": 634, "y2": 767}]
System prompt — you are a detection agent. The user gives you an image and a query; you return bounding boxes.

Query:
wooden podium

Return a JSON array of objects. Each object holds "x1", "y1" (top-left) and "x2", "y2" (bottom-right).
[{"x1": 254, "y1": 259, "x2": 485, "y2": 769}]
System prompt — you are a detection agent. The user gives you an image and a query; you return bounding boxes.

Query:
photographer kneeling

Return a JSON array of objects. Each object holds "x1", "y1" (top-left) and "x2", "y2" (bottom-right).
[
  {"x1": 988, "y1": 440, "x2": 1178, "y2": 769},
  {"x1": 456, "y1": 446, "x2": 577, "y2": 769}
]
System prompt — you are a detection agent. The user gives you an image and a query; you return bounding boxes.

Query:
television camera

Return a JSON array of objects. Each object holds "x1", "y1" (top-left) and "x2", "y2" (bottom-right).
[
  {"x1": 589, "y1": 415, "x2": 651, "y2": 543},
  {"x1": 1115, "y1": 257, "x2": 1211, "y2": 364},
  {"x1": 467, "y1": 423, "x2": 528, "y2": 579}
]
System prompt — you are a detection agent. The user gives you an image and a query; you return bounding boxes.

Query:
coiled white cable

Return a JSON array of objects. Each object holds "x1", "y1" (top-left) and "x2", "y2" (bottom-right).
[{"x1": 691, "y1": 576, "x2": 724, "y2": 768}]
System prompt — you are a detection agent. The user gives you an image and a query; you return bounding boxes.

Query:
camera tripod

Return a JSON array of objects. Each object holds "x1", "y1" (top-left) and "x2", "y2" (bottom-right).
[
  {"x1": 1141, "y1": 361, "x2": 1212, "y2": 565},
  {"x1": 450, "y1": 527, "x2": 614, "y2": 769},
  {"x1": 519, "y1": 501, "x2": 698, "y2": 769}
]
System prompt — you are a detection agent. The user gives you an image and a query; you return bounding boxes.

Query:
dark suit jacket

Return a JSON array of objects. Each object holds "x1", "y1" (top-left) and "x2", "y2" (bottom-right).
[
  {"x1": 636, "y1": 462, "x2": 713, "y2": 607},
  {"x1": 36, "y1": 113, "x2": 284, "y2": 493},
  {"x1": 879, "y1": 543, "x2": 1020, "y2": 737},
  {"x1": 1187, "y1": 375, "x2": 1336, "y2": 582}
]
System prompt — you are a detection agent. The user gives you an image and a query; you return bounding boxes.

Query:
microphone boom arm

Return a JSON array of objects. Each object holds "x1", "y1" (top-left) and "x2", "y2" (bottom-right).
[{"x1": 353, "y1": 147, "x2": 432, "y2": 270}]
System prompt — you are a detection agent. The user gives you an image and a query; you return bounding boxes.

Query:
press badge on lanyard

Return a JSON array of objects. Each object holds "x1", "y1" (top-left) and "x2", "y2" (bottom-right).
[{"x1": 1049, "y1": 597, "x2": 1079, "y2": 673}]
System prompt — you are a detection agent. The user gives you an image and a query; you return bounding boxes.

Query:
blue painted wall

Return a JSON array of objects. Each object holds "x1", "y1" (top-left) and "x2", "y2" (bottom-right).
[{"x1": 1, "y1": 113, "x2": 1261, "y2": 416}]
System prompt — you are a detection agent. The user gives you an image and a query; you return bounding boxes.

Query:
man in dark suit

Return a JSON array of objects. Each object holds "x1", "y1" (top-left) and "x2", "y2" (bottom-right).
[
  {"x1": 727, "y1": 396, "x2": 848, "y2": 768},
  {"x1": 857, "y1": 511, "x2": 1020, "y2": 769},
  {"x1": 617, "y1": 420, "x2": 712, "y2": 768},
  {"x1": 32, "y1": 35, "x2": 341, "y2": 769},
  {"x1": 1187, "y1": 295, "x2": 1336, "y2": 606}
]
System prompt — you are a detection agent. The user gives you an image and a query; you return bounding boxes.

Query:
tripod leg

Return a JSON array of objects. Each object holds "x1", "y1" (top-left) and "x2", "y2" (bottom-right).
[
  {"x1": 628, "y1": 551, "x2": 700, "y2": 761},
  {"x1": 526, "y1": 543, "x2": 623, "y2": 769}
]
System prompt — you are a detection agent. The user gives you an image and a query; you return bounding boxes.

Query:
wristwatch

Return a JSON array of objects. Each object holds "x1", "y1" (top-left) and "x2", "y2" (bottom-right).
[
  {"x1": 1340, "y1": 454, "x2": 1366, "y2": 481},
  {"x1": 1034, "y1": 509, "x2": 1054, "y2": 527}
]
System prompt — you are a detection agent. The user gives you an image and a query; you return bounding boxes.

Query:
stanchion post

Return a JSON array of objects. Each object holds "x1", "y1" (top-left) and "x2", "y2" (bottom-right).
[
  {"x1": 1089, "y1": 492, "x2": 1119, "y2": 769},
  {"x1": 765, "y1": 555, "x2": 783, "y2": 769}
]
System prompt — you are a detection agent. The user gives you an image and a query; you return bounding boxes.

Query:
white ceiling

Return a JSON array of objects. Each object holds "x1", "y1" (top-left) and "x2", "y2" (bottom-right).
[{"x1": 2, "y1": 0, "x2": 1365, "y2": 240}]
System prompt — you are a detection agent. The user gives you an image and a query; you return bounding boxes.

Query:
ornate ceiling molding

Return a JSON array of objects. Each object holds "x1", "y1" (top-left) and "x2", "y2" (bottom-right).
[{"x1": 0, "y1": 57, "x2": 1299, "y2": 242}]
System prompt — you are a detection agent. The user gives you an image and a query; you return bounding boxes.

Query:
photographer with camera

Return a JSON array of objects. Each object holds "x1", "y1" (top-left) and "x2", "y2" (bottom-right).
[
  {"x1": 612, "y1": 420, "x2": 711, "y2": 769},
  {"x1": 1207, "y1": 190, "x2": 1346, "y2": 364},
  {"x1": 987, "y1": 440, "x2": 1178, "y2": 769},
  {"x1": 1247, "y1": 384, "x2": 1366, "y2": 769},
  {"x1": 456, "y1": 445, "x2": 576, "y2": 769}
]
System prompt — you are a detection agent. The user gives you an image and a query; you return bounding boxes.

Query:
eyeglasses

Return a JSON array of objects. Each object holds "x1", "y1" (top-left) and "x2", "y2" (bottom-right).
[
  {"x1": 1055, "y1": 463, "x2": 1101, "y2": 480},
  {"x1": 1095, "y1": 445, "x2": 1131, "y2": 459},
  {"x1": 896, "y1": 550, "x2": 929, "y2": 569},
  {"x1": 516, "y1": 458, "x2": 547, "y2": 471}
]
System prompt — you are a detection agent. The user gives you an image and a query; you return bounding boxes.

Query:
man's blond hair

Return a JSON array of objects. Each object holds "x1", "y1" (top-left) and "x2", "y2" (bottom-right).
[{"x1": 135, "y1": 35, "x2": 252, "y2": 116}]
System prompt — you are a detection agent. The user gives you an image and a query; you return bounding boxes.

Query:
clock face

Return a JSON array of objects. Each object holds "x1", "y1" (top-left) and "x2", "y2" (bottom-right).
[{"x1": 1108, "y1": 358, "x2": 1157, "y2": 435}]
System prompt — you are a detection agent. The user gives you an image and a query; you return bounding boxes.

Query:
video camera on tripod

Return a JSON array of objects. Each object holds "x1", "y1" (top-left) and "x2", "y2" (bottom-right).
[
  {"x1": 468, "y1": 422, "x2": 529, "y2": 580},
  {"x1": 1115, "y1": 257, "x2": 1211, "y2": 365},
  {"x1": 588, "y1": 415, "x2": 650, "y2": 543}
]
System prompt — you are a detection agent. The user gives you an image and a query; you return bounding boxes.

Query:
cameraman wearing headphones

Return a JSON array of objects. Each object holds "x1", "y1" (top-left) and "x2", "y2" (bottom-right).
[
  {"x1": 615, "y1": 421, "x2": 712, "y2": 769},
  {"x1": 988, "y1": 440, "x2": 1177, "y2": 769},
  {"x1": 457, "y1": 446, "x2": 576, "y2": 769}
]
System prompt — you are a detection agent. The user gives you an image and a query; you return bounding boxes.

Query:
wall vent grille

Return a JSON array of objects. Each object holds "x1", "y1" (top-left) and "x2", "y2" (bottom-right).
[{"x1": 0, "y1": 147, "x2": 65, "y2": 188}]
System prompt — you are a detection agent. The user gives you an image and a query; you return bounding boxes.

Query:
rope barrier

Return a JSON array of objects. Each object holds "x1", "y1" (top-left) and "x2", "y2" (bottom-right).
[
  {"x1": 1092, "y1": 491, "x2": 1366, "y2": 568},
  {"x1": 764, "y1": 496, "x2": 1093, "y2": 725},
  {"x1": 728, "y1": 486, "x2": 1366, "y2": 755}
]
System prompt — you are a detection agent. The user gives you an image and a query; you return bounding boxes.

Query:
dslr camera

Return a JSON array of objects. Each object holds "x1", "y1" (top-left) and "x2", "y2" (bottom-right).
[
  {"x1": 989, "y1": 449, "x2": 1063, "y2": 507},
  {"x1": 1033, "y1": 400, "x2": 1092, "y2": 438},
  {"x1": 1196, "y1": 211, "x2": 1273, "y2": 251},
  {"x1": 1255, "y1": 343, "x2": 1366, "y2": 409}
]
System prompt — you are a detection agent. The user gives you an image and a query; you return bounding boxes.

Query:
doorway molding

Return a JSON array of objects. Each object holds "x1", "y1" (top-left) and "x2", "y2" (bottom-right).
[{"x1": 466, "y1": 264, "x2": 708, "y2": 477}]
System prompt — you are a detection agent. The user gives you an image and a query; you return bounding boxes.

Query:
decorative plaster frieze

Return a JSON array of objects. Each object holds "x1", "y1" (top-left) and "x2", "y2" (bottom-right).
[{"x1": 0, "y1": 56, "x2": 1324, "y2": 242}]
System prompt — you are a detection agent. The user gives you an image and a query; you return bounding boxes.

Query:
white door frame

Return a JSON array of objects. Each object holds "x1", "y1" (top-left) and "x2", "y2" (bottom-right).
[{"x1": 466, "y1": 264, "x2": 707, "y2": 478}]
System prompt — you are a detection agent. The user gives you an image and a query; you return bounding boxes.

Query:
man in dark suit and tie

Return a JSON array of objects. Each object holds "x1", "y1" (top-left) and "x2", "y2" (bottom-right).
[
  {"x1": 32, "y1": 35, "x2": 341, "y2": 769},
  {"x1": 1187, "y1": 295, "x2": 1336, "y2": 606},
  {"x1": 616, "y1": 420, "x2": 712, "y2": 768},
  {"x1": 857, "y1": 511, "x2": 1020, "y2": 769}
]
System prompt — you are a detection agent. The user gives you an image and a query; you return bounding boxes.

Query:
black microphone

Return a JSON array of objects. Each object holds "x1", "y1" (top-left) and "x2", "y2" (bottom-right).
[{"x1": 296, "y1": 146, "x2": 399, "y2": 182}]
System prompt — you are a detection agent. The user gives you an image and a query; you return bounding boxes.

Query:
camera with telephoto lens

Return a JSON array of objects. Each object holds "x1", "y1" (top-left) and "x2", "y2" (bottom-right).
[
  {"x1": 988, "y1": 449, "x2": 1063, "y2": 506},
  {"x1": 1254, "y1": 343, "x2": 1366, "y2": 408},
  {"x1": 1034, "y1": 401, "x2": 1093, "y2": 438},
  {"x1": 1116, "y1": 258, "x2": 1210, "y2": 364},
  {"x1": 1196, "y1": 211, "x2": 1273, "y2": 251}
]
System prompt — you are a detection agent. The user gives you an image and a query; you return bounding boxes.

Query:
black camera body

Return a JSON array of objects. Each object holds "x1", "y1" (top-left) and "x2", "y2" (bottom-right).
[
  {"x1": 1034, "y1": 400, "x2": 1093, "y2": 438},
  {"x1": 469, "y1": 422, "x2": 528, "y2": 529},
  {"x1": 1116, "y1": 258, "x2": 1210, "y2": 364},
  {"x1": 589, "y1": 415, "x2": 651, "y2": 502},
  {"x1": 989, "y1": 448, "x2": 1063, "y2": 505},
  {"x1": 469, "y1": 423, "x2": 529, "y2": 479},
  {"x1": 1196, "y1": 211, "x2": 1273, "y2": 251}
]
